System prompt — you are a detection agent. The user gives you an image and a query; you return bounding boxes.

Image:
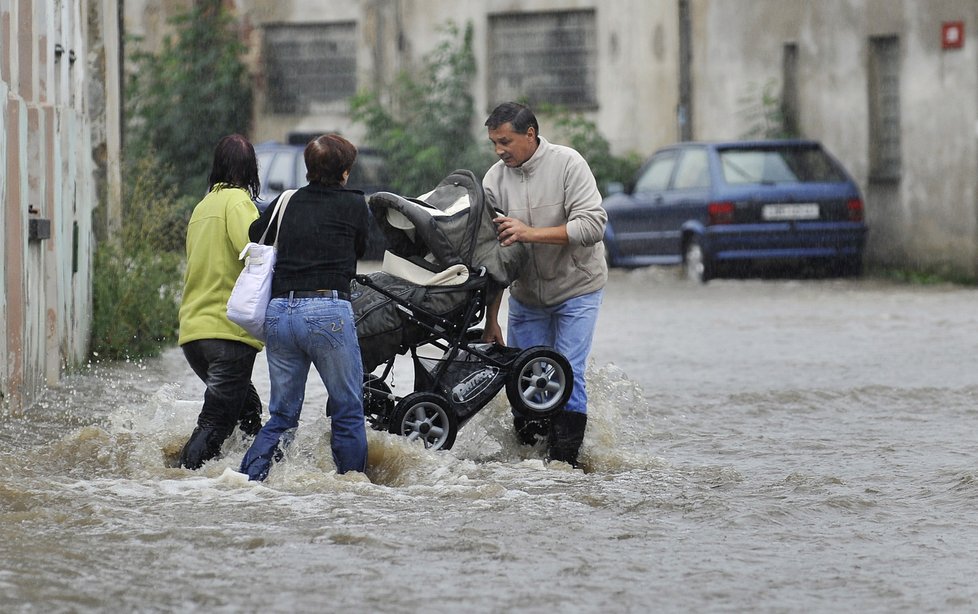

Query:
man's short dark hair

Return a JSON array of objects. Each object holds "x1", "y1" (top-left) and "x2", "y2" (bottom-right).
[{"x1": 485, "y1": 102, "x2": 539, "y2": 137}]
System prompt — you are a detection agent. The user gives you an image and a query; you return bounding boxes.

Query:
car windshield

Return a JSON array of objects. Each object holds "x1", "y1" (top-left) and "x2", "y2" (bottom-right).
[{"x1": 719, "y1": 146, "x2": 847, "y2": 185}]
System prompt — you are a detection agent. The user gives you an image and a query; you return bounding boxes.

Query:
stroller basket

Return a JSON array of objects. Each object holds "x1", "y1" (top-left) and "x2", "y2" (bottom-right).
[{"x1": 352, "y1": 266, "x2": 479, "y2": 374}]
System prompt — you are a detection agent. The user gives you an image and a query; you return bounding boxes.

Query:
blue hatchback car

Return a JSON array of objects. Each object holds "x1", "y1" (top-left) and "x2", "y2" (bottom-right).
[{"x1": 601, "y1": 140, "x2": 868, "y2": 282}]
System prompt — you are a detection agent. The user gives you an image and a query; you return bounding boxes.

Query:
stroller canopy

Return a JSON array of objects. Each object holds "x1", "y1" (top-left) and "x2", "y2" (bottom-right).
[{"x1": 368, "y1": 169, "x2": 525, "y2": 288}]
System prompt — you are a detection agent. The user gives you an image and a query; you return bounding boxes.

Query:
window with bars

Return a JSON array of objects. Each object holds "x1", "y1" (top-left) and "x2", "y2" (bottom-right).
[
  {"x1": 263, "y1": 22, "x2": 357, "y2": 115},
  {"x1": 868, "y1": 35, "x2": 901, "y2": 182},
  {"x1": 488, "y1": 10, "x2": 597, "y2": 110}
]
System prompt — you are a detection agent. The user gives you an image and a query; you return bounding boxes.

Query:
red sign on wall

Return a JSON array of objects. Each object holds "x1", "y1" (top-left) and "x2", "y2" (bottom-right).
[{"x1": 942, "y1": 21, "x2": 964, "y2": 49}]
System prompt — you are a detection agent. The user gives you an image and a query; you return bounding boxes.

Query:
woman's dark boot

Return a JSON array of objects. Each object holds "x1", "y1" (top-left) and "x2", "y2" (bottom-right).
[
  {"x1": 547, "y1": 411, "x2": 588, "y2": 468},
  {"x1": 179, "y1": 426, "x2": 229, "y2": 470}
]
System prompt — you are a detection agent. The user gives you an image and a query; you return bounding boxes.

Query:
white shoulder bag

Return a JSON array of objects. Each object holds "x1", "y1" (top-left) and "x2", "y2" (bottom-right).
[{"x1": 226, "y1": 189, "x2": 296, "y2": 341}]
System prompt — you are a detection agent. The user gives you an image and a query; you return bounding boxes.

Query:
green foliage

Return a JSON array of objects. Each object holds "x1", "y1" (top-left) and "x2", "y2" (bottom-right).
[
  {"x1": 738, "y1": 79, "x2": 796, "y2": 140},
  {"x1": 125, "y1": 0, "x2": 252, "y2": 200},
  {"x1": 90, "y1": 153, "x2": 184, "y2": 361},
  {"x1": 350, "y1": 21, "x2": 494, "y2": 195},
  {"x1": 878, "y1": 266, "x2": 974, "y2": 286},
  {"x1": 90, "y1": 243, "x2": 182, "y2": 361},
  {"x1": 351, "y1": 21, "x2": 639, "y2": 198},
  {"x1": 120, "y1": 154, "x2": 197, "y2": 253},
  {"x1": 538, "y1": 104, "x2": 644, "y2": 195}
]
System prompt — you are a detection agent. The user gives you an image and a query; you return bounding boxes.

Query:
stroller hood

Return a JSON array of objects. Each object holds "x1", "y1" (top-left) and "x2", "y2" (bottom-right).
[{"x1": 369, "y1": 169, "x2": 526, "y2": 287}]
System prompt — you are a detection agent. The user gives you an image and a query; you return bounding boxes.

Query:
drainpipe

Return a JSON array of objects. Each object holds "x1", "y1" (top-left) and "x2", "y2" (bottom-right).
[{"x1": 678, "y1": 0, "x2": 692, "y2": 141}]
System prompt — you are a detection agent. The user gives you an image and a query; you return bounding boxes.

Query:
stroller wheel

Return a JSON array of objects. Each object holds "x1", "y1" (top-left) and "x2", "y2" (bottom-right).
[
  {"x1": 389, "y1": 392, "x2": 458, "y2": 451},
  {"x1": 506, "y1": 347, "x2": 574, "y2": 419}
]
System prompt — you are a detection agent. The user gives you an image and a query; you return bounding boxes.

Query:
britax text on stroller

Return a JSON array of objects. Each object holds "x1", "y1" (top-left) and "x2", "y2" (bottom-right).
[{"x1": 351, "y1": 170, "x2": 574, "y2": 450}]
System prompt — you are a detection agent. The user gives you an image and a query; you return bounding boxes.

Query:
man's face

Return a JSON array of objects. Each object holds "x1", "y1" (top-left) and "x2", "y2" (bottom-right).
[{"x1": 487, "y1": 122, "x2": 537, "y2": 168}]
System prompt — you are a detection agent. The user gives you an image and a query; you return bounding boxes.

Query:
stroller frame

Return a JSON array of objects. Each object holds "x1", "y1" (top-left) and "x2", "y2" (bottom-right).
[{"x1": 355, "y1": 266, "x2": 573, "y2": 450}]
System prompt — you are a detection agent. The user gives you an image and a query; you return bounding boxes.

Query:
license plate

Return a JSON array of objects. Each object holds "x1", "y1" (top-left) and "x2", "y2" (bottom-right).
[{"x1": 762, "y1": 203, "x2": 820, "y2": 221}]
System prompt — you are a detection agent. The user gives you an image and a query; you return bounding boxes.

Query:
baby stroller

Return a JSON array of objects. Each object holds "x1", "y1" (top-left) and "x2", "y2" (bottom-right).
[{"x1": 351, "y1": 169, "x2": 574, "y2": 450}]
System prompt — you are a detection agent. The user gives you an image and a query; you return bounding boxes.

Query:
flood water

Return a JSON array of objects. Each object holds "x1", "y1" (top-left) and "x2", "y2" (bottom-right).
[{"x1": 3, "y1": 267, "x2": 978, "y2": 612}]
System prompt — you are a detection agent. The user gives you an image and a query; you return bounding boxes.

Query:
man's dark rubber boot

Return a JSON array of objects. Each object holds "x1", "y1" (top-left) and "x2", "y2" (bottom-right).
[
  {"x1": 547, "y1": 411, "x2": 588, "y2": 468},
  {"x1": 179, "y1": 426, "x2": 228, "y2": 470},
  {"x1": 513, "y1": 415, "x2": 550, "y2": 446}
]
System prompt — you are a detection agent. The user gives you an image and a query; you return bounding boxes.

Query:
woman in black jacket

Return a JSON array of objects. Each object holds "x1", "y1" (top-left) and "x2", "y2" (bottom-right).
[{"x1": 239, "y1": 134, "x2": 369, "y2": 480}]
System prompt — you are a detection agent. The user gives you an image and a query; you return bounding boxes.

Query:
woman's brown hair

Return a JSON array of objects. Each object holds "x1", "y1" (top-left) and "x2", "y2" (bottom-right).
[{"x1": 305, "y1": 133, "x2": 357, "y2": 187}]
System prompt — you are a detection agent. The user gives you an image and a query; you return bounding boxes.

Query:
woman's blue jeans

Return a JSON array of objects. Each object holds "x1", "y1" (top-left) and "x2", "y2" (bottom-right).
[
  {"x1": 240, "y1": 296, "x2": 367, "y2": 480},
  {"x1": 507, "y1": 289, "x2": 604, "y2": 415}
]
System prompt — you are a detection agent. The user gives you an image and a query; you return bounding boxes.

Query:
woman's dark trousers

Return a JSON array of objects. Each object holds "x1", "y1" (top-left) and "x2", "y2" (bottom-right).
[{"x1": 179, "y1": 339, "x2": 262, "y2": 469}]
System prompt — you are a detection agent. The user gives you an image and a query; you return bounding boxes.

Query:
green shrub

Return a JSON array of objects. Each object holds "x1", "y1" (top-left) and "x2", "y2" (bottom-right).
[
  {"x1": 538, "y1": 104, "x2": 644, "y2": 194},
  {"x1": 90, "y1": 243, "x2": 182, "y2": 361},
  {"x1": 351, "y1": 22, "x2": 640, "y2": 197},
  {"x1": 92, "y1": 0, "x2": 252, "y2": 361},
  {"x1": 125, "y1": 0, "x2": 252, "y2": 201},
  {"x1": 351, "y1": 21, "x2": 494, "y2": 195},
  {"x1": 738, "y1": 78, "x2": 797, "y2": 140},
  {"x1": 90, "y1": 152, "x2": 185, "y2": 361}
]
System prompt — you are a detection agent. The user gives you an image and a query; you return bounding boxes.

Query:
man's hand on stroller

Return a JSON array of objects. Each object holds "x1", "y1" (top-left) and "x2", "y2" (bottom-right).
[
  {"x1": 482, "y1": 291, "x2": 506, "y2": 345},
  {"x1": 493, "y1": 215, "x2": 531, "y2": 247},
  {"x1": 481, "y1": 320, "x2": 505, "y2": 345},
  {"x1": 493, "y1": 215, "x2": 570, "y2": 246}
]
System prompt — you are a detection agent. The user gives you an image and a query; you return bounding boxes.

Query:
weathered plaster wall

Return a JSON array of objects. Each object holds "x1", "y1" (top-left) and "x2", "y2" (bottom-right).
[{"x1": 1, "y1": 0, "x2": 121, "y2": 412}]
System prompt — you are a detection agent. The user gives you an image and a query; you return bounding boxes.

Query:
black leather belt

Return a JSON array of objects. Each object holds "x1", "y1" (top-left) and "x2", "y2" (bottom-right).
[{"x1": 275, "y1": 290, "x2": 350, "y2": 301}]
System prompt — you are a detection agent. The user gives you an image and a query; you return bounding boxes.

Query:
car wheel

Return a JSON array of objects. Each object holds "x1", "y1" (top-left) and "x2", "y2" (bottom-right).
[
  {"x1": 683, "y1": 238, "x2": 713, "y2": 284},
  {"x1": 388, "y1": 392, "x2": 458, "y2": 450},
  {"x1": 505, "y1": 347, "x2": 573, "y2": 419}
]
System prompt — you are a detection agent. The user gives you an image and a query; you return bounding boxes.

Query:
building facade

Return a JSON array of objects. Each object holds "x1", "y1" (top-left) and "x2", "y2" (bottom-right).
[
  {"x1": 150, "y1": 0, "x2": 682, "y2": 160},
  {"x1": 124, "y1": 0, "x2": 978, "y2": 279},
  {"x1": 1, "y1": 0, "x2": 123, "y2": 412},
  {"x1": 237, "y1": 0, "x2": 678, "y2": 159},
  {"x1": 688, "y1": 0, "x2": 978, "y2": 277}
]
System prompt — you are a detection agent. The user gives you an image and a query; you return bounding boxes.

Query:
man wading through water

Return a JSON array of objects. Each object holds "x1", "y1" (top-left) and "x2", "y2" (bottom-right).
[{"x1": 480, "y1": 102, "x2": 607, "y2": 468}]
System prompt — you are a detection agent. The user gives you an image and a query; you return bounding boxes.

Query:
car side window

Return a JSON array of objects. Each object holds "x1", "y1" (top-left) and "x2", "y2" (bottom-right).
[
  {"x1": 294, "y1": 151, "x2": 308, "y2": 188},
  {"x1": 673, "y1": 149, "x2": 710, "y2": 190},
  {"x1": 633, "y1": 152, "x2": 677, "y2": 193},
  {"x1": 266, "y1": 152, "x2": 293, "y2": 190}
]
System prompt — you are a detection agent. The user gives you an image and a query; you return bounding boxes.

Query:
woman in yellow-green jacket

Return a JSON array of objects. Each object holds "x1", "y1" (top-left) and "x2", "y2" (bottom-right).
[{"x1": 177, "y1": 134, "x2": 264, "y2": 469}]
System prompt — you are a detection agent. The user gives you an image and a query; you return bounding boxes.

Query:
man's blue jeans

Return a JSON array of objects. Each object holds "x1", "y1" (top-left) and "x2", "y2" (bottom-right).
[
  {"x1": 240, "y1": 296, "x2": 367, "y2": 480},
  {"x1": 507, "y1": 289, "x2": 604, "y2": 415}
]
